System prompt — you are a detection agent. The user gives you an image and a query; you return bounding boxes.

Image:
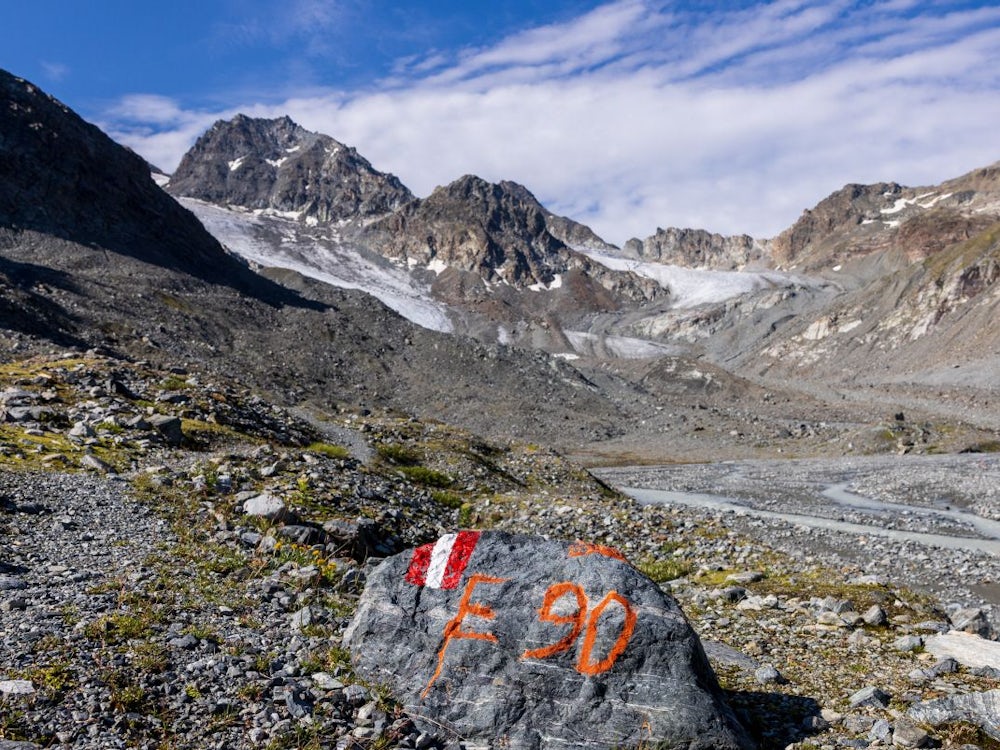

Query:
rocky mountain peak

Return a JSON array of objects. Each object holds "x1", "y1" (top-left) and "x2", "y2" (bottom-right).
[
  {"x1": 356, "y1": 173, "x2": 663, "y2": 319},
  {"x1": 363, "y1": 175, "x2": 569, "y2": 282},
  {"x1": 769, "y1": 182, "x2": 903, "y2": 269},
  {"x1": 167, "y1": 115, "x2": 413, "y2": 223}
]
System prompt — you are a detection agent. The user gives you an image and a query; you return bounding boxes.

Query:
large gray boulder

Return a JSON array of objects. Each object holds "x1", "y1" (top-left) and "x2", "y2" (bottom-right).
[
  {"x1": 344, "y1": 531, "x2": 754, "y2": 749},
  {"x1": 908, "y1": 689, "x2": 1000, "y2": 741}
]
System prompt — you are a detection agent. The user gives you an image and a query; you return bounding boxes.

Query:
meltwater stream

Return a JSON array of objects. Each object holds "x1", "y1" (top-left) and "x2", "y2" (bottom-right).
[
  {"x1": 596, "y1": 455, "x2": 1000, "y2": 605},
  {"x1": 600, "y1": 457, "x2": 1000, "y2": 555},
  {"x1": 622, "y1": 485, "x2": 1000, "y2": 555}
]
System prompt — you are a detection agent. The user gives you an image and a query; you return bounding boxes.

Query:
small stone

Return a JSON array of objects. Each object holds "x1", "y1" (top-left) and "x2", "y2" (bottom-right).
[
  {"x1": 907, "y1": 668, "x2": 931, "y2": 684},
  {"x1": 285, "y1": 691, "x2": 312, "y2": 719},
  {"x1": 711, "y1": 586, "x2": 748, "y2": 603},
  {"x1": 0, "y1": 680, "x2": 35, "y2": 695},
  {"x1": 816, "y1": 611, "x2": 849, "y2": 627},
  {"x1": 863, "y1": 605, "x2": 888, "y2": 627},
  {"x1": 240, "y1": 531, "x2": 263, "y2": 547},
  {"x1": 168, "y1": 634, "x2": 199, "y2": 650},
  {"x1": 929, "y1": 657, "x2": 958, "y2": 676},
  {"x1": 312, "y1": 672, "x2": 345, "y2": 690},
  {"x1": 950, "y1": 607, "x2": 991, "y2": 637},
  {"x1": 802, "y1": 714, "x2": 829, "y2": 731},
  {"x1": 868, "y1": 718, "x2": 891, "y2": 742},
  {"x1": 343, "y1": 684, "x2": 369, "y2": 707},
  {"x1": 848, "y1": 686, "x2": 891, "y2": 709},
  {"x1": 356, "y1": 700, "x2": 378, "y2": 722},
  {"x1": 754, "y1": 664, "x2": 783, "y2": 685},
  {"x1": 149, "y1": 414, "x2": 184, "y2": 446},
  {"x1": 290, "y1": 606, "x2": 313, "y2": 633},
  {"x1": 820, "y1": 708, "x2": 843, "y2": 724},
  {"x1": 243, "y1": 493, "x2": 289, "y2": 521},
  {"x1": 68, "y1": 421, "x2": 93, "y2": 438},
  {"x1": 843, "y1": 714, "x2": 876, "y2": 733},
  {"x1": 818, "y1": 596, "x2": 853, "y2": 614},
  {"x1": 891, "y1": 717, "x2": 929, "y2": 748},
  {"x1": 893, "y1": 635, "x2": 924, "y2": 652},
  {"x1": 81, "y1": 453, "x2": 113, "y2": 473}
]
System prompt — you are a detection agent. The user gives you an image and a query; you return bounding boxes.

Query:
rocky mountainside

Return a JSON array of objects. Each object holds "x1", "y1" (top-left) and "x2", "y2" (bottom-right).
[
  {"x1": 623, "y1": 227, "x2": 767, "y2": 270},
  {"x1": 769, "y1": 163, "x2": 1000, "y2": 274},
  {"x1": 167, "y1": 115, "x2": 414, "y2": 223},
  {"x1": 751, "y1": 221, "x2": 1000, "y2": 386},
  {"x1": 706, "y1": 164, "x2": 1000, "y2": 396},
  {"x1": 0, "y1": 72, "x2": 250, "y2": 286},
  {"x1": 0, "y1": 70, "x2": 640, "y2": 450}
]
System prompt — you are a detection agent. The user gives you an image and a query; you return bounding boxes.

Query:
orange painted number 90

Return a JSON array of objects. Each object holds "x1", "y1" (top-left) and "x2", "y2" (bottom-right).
[{"x1": 522, "y1": 582, "x2": 637, "y2": 676}]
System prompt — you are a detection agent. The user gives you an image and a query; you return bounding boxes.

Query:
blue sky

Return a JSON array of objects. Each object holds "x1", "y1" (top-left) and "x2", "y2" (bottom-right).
[{"x1": 4, "y1": 1, "x2": 1000, "y2": 244}]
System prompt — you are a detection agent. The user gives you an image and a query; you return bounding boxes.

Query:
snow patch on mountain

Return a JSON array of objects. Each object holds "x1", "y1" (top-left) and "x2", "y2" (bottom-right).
[
  {"x1": 181, "y1": 199, "x2": 454, "y2": 333},
  {"x1": 578, "y1": 249, "x2": 806, "y2": 308},
  {"x1": 528, "y1": 274, "x2": 563, "y2": 292},
  {"x1": 881, "y1": 197, "x2": 912, "y2": 215}
]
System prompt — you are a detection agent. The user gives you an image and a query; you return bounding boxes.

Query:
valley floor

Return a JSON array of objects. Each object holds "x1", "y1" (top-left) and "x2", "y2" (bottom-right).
[{"x1": 2, "y1": 352, "x2": 1000, "y2": 749}]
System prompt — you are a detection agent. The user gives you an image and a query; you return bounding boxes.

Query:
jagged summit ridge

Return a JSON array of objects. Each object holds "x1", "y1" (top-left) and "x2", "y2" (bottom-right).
[
  {"x1": 167, "y1": 114, "x2": 414, "y2": 223},
  {"x1": 366, "y1": 174, "x2": 566, "y2": 282},
  {"x1": 361, "y1": 174, "x2": 663, "y2": 305}
]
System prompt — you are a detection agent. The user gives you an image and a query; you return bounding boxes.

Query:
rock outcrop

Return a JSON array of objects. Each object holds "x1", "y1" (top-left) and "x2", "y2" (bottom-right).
[
  {"x1": 345, "y1": 530, "x2": 754, "y2": 750},
  {"x1": 909, "y1": 689, "x2": 1000, "y2": 742},
  {"x1": 623, "y1": 227, "x2": 766, "y2": 270}
]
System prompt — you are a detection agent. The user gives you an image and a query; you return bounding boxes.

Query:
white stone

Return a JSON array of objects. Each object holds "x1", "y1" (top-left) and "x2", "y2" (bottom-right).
[
  {"x1": 243, "y1": 492, "x2": 286, "y2": 520},
  {"x1": 924, "y1": 631, "x2": 1000, "y2": 670},
  {"x1": 0, "y1": 679, "x2": 35, "y2": 695}
]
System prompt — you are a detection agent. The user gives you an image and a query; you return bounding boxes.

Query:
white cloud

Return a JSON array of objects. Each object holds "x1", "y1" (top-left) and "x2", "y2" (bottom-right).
[
  {"x1": 99, "y1": 95, "x2": 228, "y2": 172},
  {"x1": 104, "y1": 0, "x2": 1000, "y2": 244}
]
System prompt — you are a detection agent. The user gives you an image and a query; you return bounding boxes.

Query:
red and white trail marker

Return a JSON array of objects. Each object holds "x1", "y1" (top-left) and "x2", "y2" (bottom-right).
[{"x1": 405, "y1": 531, "x2": 481, "y2": 589}]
